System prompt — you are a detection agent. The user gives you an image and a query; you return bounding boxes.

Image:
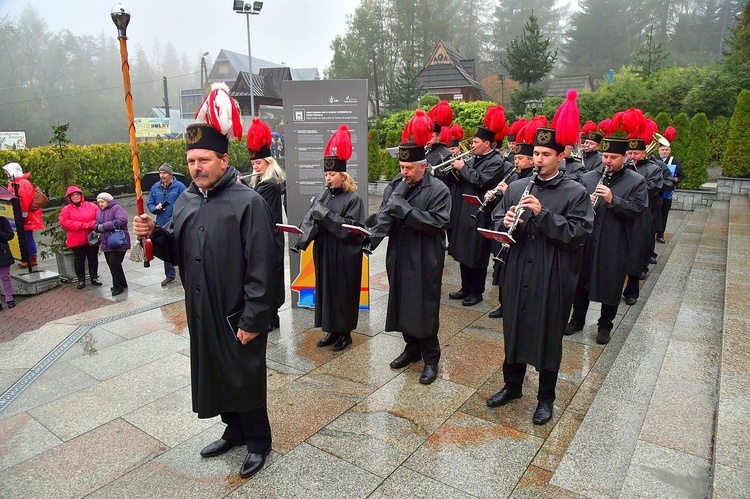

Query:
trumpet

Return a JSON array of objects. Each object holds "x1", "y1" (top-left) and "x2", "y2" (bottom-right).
[
  {"x1": 591, "y1": 165, "x2": 612, "y2": 214},
  {"x1": 645, "y1": 132, "x2": 670, "y2": 157},
  {"x1": 429, "y1": 149, "x2": 474, "y2": 175},
  {"x1": 471, "y1": 168, "x2": 517, "y2": 221},
  {"x1": 570, "y1": 142, "x2": 583, "y2": 163},
  {"x1": 491, "y1": 167, "x2": 539, "y2": 264}
]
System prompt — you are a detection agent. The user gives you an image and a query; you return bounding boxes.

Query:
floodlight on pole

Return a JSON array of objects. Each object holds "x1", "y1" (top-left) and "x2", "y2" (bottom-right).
[{"x1": 233, "y1": 1, "x2": 263, "y2": 118}]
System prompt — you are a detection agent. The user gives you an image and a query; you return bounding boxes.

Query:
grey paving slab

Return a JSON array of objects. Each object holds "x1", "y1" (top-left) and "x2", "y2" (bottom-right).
[
  {"x1": 69, "y1": 328, "x2": 189, "y2": 380},
  {"x1": 551, "y1": 392, "x2": 650, "y2": 497},
  {"x1": 123, "y1": 386, "x2": 219, "y2": 448},
  {"x1": 0, "y1": 323, "x2": 77, "y2": 370},
  {"x1": 29, "y1": 353, "x2": 190, "y2": 441},
  {"x1": 369, "y1": 466, "x2": 475, "y2": 498},
  {"x1": 228, "y1": 442, "x2": 382, "y2": 498},
  {"x1": 0, "y1": 418, "x2": 167, "y2": 499},
  {"x1": 0, "y1": 368, "x2": 26, "y2": 393},
  {"x1": 511, "y1": 466, "x2": 586, "y2": 499},
  {"x1": 619, "y1": 440, "x2": 710, "y2": 499},
  {"x1": 57, "y1": 326, "x2": 125, "y2": 363},
  {"x1": 0, "y1": 412, "x2": 62, "y2": 472},
  {"x1": 0, "y1": 361, "x2": 97, "y2": 420},
  {"x1": 712, "y1": 463, "x2": 750, "y2": 498},
  {"x1": 403, "y1": 411, "x2": 543, "y2": 498}
]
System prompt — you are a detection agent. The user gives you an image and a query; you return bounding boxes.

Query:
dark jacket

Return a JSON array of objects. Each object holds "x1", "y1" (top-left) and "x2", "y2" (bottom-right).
[
  {"x1": 584, "y1": 151, "x2": 603, "y2": 172},
  {"x1": 448, "y1": 150, "x2": 510, "y2": 268},
  {"x1": 254, "y1": 178, "x2": 285, "y2": 311},
  {"x1": 494, "y1": 172, "x2": 594, "y2": 371},
  {"x1": 0, "y1": 216, "x2": 15, "y2": 267},
  {"x1": 579, "y1": 166, "x2": 648, "y2": 305},
  {"x1": 627, "y1": 159, "x2": 661, "y2": 274},
  {"x1": 149, "y1": 166, "x2": 279, "y2": 418},
  {"x1": 95, "y1": 200, "x2": 131, "y2": 252},
  {"x1": 309, "y1": 188, "x2": 365, "y2": 333},
  {"x1": 370, "y1": 173, "x2": 451, "y2": 339},
  {"x1": 561, "y1": 157, "x2": 587, "y2": 183}
]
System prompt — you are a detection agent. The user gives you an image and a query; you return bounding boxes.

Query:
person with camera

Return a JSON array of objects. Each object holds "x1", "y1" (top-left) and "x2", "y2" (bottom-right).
[{"x1": 147, "y1": 163, "x2": 186, "y2": 286}]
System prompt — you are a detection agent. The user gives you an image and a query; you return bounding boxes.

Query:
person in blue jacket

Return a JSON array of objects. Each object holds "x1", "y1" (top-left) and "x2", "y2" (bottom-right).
[{"x1": 147, "y1": 163, "x2": 186, "y2": 286}]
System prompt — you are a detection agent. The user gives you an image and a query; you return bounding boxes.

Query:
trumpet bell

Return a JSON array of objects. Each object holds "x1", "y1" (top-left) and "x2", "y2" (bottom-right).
[{"x1": 645, "y1": 132, "x2": 671, "y2": 156}]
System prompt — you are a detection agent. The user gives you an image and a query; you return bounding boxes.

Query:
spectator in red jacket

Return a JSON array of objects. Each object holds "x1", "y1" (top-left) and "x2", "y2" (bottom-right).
[
  {"x1": 3, "y1": 162, "x2": 44, "y2": 268},
  {"x1": 59, "y1": 185, "x2": 102, "y2": 289}
]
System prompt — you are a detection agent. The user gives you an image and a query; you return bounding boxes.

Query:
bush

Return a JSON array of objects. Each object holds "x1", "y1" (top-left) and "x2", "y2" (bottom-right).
[
  {"x1": 367, "y1": 130, "x2": 382, "y2": 182},
  {"x1": 723, "y1": 89, "x2": 750, "y2": 178},
  {"x1": 682, "y1": 113, "x2": 709, "y2": 189},
  {"x1": 707, "y1": 116, "x2": 730, "y2": 166},
  {"x1": 654, "y1": 112, "x2": 671, "y2": 133},
  {"x1": 384, "y1": 130, "x2": 401, "y2": 180},
  {"x1": 670, "y1": 113, "x2": 691, "y2": 161}
]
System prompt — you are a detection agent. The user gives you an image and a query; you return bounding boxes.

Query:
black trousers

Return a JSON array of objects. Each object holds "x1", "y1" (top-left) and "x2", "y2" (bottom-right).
[
  {"x1": 623, "y1": 275, "x2": 640, "y2": 299},
  {"x1": 459, "y1": 263, "x2": 487, "y2": 296},
  {"x1": 503, "y1": 362, "x2": 559, "y2": 403},
  {"x1": 403, "y1": 333, "x2": 441, "y2": 365},
  {"x1": 72, "y1": 245, "x2": 99, "y2": 282},
  {"x1": 571, "y1": 285, "x2": 620, "y2": 332},
  {"x1": 658, "y1": 198, "x2": 672, "y2": 237},
  {"x1": 104, "y1": 250, "x2": 128, "y2": 290},
  {"x1": 220, "y1": 406, "x2": 272, "y2": 453}
]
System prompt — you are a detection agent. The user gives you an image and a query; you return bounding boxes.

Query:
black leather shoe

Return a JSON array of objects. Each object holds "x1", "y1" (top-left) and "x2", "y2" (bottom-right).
[
  {"x1": 91, "y1": 278, "x2": 103, "y2": 286},
  {"x1": 564, "y1": 321, "x2": 583, "y2": 336},
  {"x1": 596, "y1": 327, "x2": 611, "y2": 345},
  {"x1": 649, "y1": 256, "x2": 658, "y2": 265},
  {"x1": 449, "y1": 290, "x2": 468, "y2": 300},
  {"x1": 639, "y1": 271, "x2": 648, "y2": 280},
  {"x1": 6, "y1": 300, "x2": 15, "y2": 309},
  {"x1": 200, "y1": 438, "x2": 241, "y2": 458},
  {"x1": 488, "y1": 306, "x2": 503, "y2": 318},
  {"x1": 390, "y1": 351, "x2": 421, "y2": 369},
  {"x1": 486, "y1": 387, "x2": 522, "y2": 407},
  {"x1": 77, "y1": 281, "x2": 86, "y2": 289},
  {"x1": 657, "y1": 236, "x2": 666, "y2": 243},
  {"x1": 332, "y1": 334, "x2": 352, "y2": 351},
  {"x1": 533, "y1": 401, "x2": 553, "y2": 425},
  {"x1": 462, "y1": 294, "x2": 483, "y2": 306},
  {"x1": 111, "y1": 287, "x2": 124, "y2": 296},
  {"x1": 624, "y1": 296, "x2": 637, "y2": 306},
  {"x1": 419, "y1": 364, "x2": 438, "y2": 384},
  {"x1": 239, "y1": 449, "x2": 270, "y2": 478},
  {"x1": 316, "y1": 333, "x2": 337, "y2": 348}
]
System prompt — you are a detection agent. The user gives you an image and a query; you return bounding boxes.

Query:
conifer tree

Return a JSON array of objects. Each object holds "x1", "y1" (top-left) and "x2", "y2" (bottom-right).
[
  {"x1": 682, "y1": 113, "x2": 709, "y2": 189},
  {"x1": 722, "y1": 89, "x2": 750, "y2": 178},
  {"x1": 502, "y1": 12, "x2": 557, "y2": 90},
  {"x1": 632, "y1": 26, "x2": 670, "y2": 79}
]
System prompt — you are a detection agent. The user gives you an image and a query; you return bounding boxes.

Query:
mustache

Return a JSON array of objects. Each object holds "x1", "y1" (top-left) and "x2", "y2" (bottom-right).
[{"x1": 191, "y1": 171, "x2": 209, "y2": 179}]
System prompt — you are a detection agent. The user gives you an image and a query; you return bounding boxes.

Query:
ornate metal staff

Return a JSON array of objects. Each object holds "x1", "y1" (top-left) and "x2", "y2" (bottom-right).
[{"x1": 111, "y1": 3, "x2": 152, "y2": 267}]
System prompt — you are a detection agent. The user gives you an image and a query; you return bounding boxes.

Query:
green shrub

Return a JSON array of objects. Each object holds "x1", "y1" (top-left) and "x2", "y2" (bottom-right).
[
  {"x1": 723, "y1": 89, "x2": 750, "y2": 178},
  {"x1": 654, "y1": 112, "x2": 671, "y2": 133},
  {"x1": 707, "y1": 116, "x2": 730, "y2": 166},
  {"x1": 384, "y1": 130, "x2": 401, "y2": 180},
  {"x1": 670, "y1": 113, "x2": 690, "y2": 161},
  {"x1": 367, "y1": 130, "x2": 382, "y2": 182},
  {"x1": 682, "y1": 113, "x2": 709, "y2": 189}
]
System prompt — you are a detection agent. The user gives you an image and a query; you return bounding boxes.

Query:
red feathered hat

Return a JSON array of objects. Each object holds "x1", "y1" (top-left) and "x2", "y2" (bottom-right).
[
  {"x1": 187, "y1": 82, "x2": 243, "y2": 154},
  {"x1": 323, "y1": 125, "x2": 353, "y2": 172},
  {"x1": 663, "y1": 126, "x2": 677, "y2": 142},
  {"x1": 515, "y1": 116, "x2": 548, "y2": 157},
  {"x1": 449, "y1": 123, "x2": 464, "y2": 148},
  {"x1": 399, "y1": 109, "x2": 433, "y2": 162},
  {"x1": 246, "y1": 118, "x2": 273, "y2": 159},
  {"x1": 508, "y1": 118, "x2": 528, "y2": 142},
  {"x1": 535, "y1": 89, "x2": 579, "y2": 152},
  {"x1": 581, "y1": 120, "x2": 602, "y2": 143},
  {"x1": 438, "y1": 126, "x2": 452, "y2": 145},
  {"x1": 475, "y1": 105, "x2": 507, "y2": 142},
  {"x1": 598, "y1": 119, "x2": 614, "y2": 137},
  {"x1": 428, "y1": 101, "x2": 454, "y2": 133}
]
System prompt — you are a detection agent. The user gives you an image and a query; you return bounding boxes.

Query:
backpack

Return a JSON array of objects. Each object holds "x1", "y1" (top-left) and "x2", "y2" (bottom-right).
[{"x1": 30, "y1": 186, "x2": 49, "y2": 211}]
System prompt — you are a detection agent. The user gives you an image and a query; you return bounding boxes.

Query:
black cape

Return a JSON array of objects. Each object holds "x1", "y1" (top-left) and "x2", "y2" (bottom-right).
[
  {"x1": 580, "y1": 166, "x2": 648, "y2": 305},
  {"x1": 495, "y1": 172, "x2": 594, "y2": 371},
  {"x1": 254, "y1": 178, "x2": 286, "y2": 311},
  {"x1": 310, "y1": 188, "x2": 365, "y2": 333},
  {"x1": 370, "y1": 173, "x2": 451, "y2": 339},
  {"x1": 583, "y1": 151, "x2": 603, "y2": 172},
  {"x1": 150, "y1": 166, "x2": 280, "y2": 418},
  {"x1": 626, "y1": 160, "x2": 661, "y2": 274},
  {"x1": 448, "y1": 150, "x2": 510, "y2": 268},
  {"x1": 561, "y1": 157, "x2": 587, "y2": 183}
]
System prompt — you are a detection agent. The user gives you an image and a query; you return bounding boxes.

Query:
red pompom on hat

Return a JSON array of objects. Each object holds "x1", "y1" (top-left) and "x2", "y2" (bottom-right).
[
  {"x1": 475, "y1": 105, "x2": 507, "y2": 142},
  {"x1": 401, "y1": 109, "x2": 434, "y2": 147},
  {"x1": 615, "y1": 108, "x2": 647, "y2": 138},
  {"x1": 438, "y1": 126, "x2": 452, "y2": 145},
  {"x1": 549, "y1": 89, "x2": 581, "y2": 147},
  {"x1": 598, "y1": 119, "x2": 614, "y2": 136},
  {"x1": 246, "y1": 118, "x2": 273, "y2": 159},
  {"x1": 449, "y1": 123, "x2": 464, "y2": 148},
  {"x1": 508, "y1": 118, "x2": 528, "y2": 142},
  {"x1": 663, "y1": 126, "x2": 677, "y2": 142},
  {"x1": 515, "y1": 116, "x2": 548, "y2": 156},
  {"x1": 428, "y1": 101, "x2": 454, "y2": 132},
  {"x1": 581, "y1": 120, "x2": 598, "y2": 135},
  {"x1": 323, "y1": 125, "x2": 353, "y2": 172},
  {"x1": 642, "y1": 118, "x2": 659, "y2": 145}
]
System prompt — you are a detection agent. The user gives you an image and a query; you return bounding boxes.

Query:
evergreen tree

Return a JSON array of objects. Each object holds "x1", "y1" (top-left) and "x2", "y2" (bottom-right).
[
  {"x1": 632, "y1": 25, "x2": 670, "y2": 79},
  {"x1": 670, "y1": 113, "x2": 691, "y2": 160},
  {"x1": 368, "y1": 129, "x2": 382, "y2": 181},
  {"x1": 654, "y1": 112, "x2": 672, "y2": 133},
  {"x1": 682, "y1": 113, "x2": 709, "y2": 189},
  {"x1": 390, "y1": 57, "x2": 423, "y2": 110},
  {"x1": 502, "y1": 12, "x2": 557, "y2": 89},
  {"x1": 722, "y1": 89, "x2": 750, "y2": 178},
  {"x1": 452, "y1": 0, "x2": 489, "y2": 74}
]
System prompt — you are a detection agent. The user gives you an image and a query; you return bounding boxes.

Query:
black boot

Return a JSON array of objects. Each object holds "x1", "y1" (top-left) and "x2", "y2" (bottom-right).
[{"x1": 77, "y1": 280, "x2": 86, "y2": 290}]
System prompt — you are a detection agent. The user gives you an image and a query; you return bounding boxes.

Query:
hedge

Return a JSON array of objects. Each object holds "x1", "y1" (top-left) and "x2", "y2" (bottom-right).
[
  {"x1": 723, "y1": 89, "x2": 750, "y2": 178},
  {"x1": 682, "y1": 113, "x2": 710, "y2": 189}
]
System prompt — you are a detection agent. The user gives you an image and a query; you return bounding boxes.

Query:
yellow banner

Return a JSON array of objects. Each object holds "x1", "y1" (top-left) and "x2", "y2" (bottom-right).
[{"x1": 0, "y1": 201, "x2": 20, "y2": 259}]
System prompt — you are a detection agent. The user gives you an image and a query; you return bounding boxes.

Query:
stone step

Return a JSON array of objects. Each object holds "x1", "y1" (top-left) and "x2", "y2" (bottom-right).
[
  {"x1": 712, "y1": 195, "x2": 750, "y2": 496},
  {"x1": 550, "y1": 204, "x2": 726, "y2": 497}
]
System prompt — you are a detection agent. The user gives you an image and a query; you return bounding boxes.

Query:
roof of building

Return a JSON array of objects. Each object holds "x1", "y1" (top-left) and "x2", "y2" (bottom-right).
[
  {"x1": 546, "y1": 74, "x2": 593, "y2": 97},
  {"x1": 417, "y1": 40, "x2": 487, "y2": 100},
  {"x1": 208, "y1": 49, "x2": 320, "y2": 83},
  {"x1": 230, "y1": 71, "x2": 282, "y2": 100},
  {"x1": 147, "y1": 108, "x2": 182, "y2": 121}
]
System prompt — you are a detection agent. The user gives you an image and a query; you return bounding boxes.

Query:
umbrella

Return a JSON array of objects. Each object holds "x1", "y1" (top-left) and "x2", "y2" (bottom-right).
[
  {"x1": 141, "y1": 171, "x2": 190, "y2": 192},
  {"x1": 271, "y1": 131, "x2": 281, "y2": 137}
]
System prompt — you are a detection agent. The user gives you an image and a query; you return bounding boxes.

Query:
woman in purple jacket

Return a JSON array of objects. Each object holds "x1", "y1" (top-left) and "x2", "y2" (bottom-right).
[{"x1": 94, "y1": 192, "x2": 131, "y2": 296}]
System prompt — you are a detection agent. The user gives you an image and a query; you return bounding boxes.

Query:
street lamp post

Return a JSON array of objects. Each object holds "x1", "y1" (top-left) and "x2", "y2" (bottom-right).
[
  {"x1": 524, "y1": 98, "x2": 544, "y2": 116},
  {"x1": 233, "y1": 1, "x2": 263, "y2": 118},
  {"x1": 111, "y1": 3, "x2": 152, "y2": 266}
]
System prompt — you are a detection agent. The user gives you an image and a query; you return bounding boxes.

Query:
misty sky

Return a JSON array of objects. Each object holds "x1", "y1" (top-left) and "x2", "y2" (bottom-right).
[{"x1": 0, "y1": 0, "x2": 358, "y2": 73}]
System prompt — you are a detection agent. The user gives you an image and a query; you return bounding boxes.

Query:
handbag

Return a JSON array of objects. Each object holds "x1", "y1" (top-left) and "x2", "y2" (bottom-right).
[
  {"x1": 30, "y1": 186, "x2": 49, "y2": 211},
  {"x1": 105, "y1": 220, "x2": 128, "y2": 250},
  {"x1": 88, "y1": 230, "x2": 100, "y2": 246}
]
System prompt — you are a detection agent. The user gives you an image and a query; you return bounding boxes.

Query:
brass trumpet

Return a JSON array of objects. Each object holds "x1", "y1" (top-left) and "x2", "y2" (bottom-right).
[
  {"x1": 645, "y1": 132, "x2": 670, "y2": 157},
  {"x1": 429, "y1": 149, "x2": 474, "y2": 175}
]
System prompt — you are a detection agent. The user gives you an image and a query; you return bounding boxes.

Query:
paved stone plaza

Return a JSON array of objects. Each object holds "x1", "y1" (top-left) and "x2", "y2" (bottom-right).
[{"x1": 0, "y1": 194, "x2": 748, "y2": 498}]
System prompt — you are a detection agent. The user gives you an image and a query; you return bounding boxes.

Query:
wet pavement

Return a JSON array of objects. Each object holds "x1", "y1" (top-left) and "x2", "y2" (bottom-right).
[{"x1": 0, "y1": 192, "x2": 746, "y2": 497}]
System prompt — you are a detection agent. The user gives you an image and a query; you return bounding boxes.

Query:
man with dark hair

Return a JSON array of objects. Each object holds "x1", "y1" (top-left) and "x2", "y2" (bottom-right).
[{"x1": 133, "y1": 84, "x2": 280, "y2": 479}]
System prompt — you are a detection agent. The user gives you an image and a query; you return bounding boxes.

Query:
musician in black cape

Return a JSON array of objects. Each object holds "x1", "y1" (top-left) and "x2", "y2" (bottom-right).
[
  {"x1": 565, "y1": 136, "x2": 648, "y2": 345},
  {"x1": 486, "y1": 91, "x2": 593, "y2": 425},
  {"x1": 582, "y1": 129, "x2": 603, "y2": 172},
  {"x1": 368, "y1": 110, "x2": 451, "y2": 385},
  {"x1": 132, "y1": 84, "x2": 279, "y2": 479},
  {"x1": 303, "y1": 125, "x2": 365, "y2": 352}
]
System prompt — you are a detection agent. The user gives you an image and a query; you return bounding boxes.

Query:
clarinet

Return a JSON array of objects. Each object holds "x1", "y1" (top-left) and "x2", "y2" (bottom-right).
[
  {"x1": 492, "y1": 167, "x2": 539, "y2": 264},
  {"x1": 471, "y1": 167, "x2": 518, "y2": 221},
  {"x1": 591, "y1": 165, "x2": 612, "y2": 214},
  {"x1": 291, "y1": 183, "x2": 332, "y2": 253}
]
